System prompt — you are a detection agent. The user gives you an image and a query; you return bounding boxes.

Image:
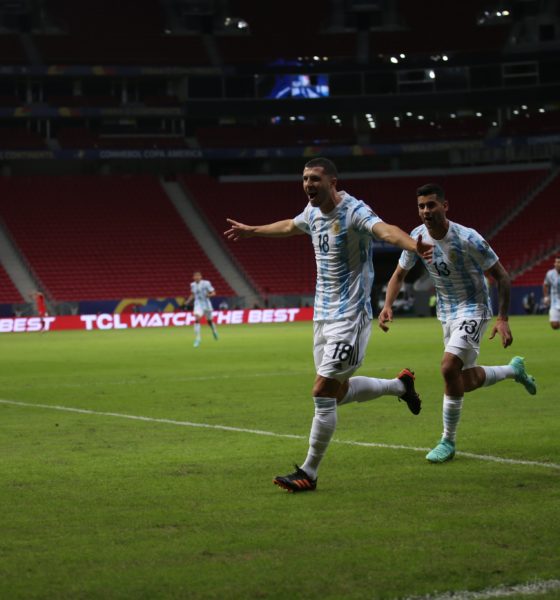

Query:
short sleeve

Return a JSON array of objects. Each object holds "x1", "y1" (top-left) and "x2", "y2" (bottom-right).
[
  {"x1": 350, "y1": 202, "x2": 383, "y2": 234},
  {"x1": 293, "y1": 205, "x2": 311, "y2": 234},
  {"x1": 467, "y1": 229, "x2": 498, "y2": 271},
  {"x1": 544, "y1": 271, "x2": 551, "y2": 286},
  {"x1": 399, "y1": 249, "x2": 417, "y2": 271},
  {"x1": 206, "y1": 281, "x2": 215, "y2": 294}
]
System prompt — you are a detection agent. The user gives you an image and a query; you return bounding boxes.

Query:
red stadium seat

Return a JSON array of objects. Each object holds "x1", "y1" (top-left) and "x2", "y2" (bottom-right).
[{"x1": 0, "y1": 264, "x2": 23, "y2": 303}]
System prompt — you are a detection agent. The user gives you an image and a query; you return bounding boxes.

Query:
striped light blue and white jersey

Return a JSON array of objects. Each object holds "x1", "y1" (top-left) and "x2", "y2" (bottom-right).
[
  {"x1": 190, "y1": 279, "x2": 215, "y2": 312},
  {"x1": 544, "y1": 269, "x2": 560, "y2": 310},
  {"x1": 399, "y1": 221, "x2": 498, "y2": 322},
  {"x1": 293, "y1": 190, "x2": 382, "y2": 321}
]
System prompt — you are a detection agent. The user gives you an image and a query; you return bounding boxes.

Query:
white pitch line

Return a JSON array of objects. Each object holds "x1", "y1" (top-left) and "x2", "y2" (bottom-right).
[
  {"x1": 1, "y1": 398, "x2": 560, "y2": 471},
  {"x1": 402, "y1": 578, "x2": 560, "y2": 600}
]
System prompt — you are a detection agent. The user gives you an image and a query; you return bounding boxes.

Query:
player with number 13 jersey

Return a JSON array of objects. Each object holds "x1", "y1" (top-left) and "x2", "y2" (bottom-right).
[{"x1": 399, "y1": 220, "x2": 497, "y2": 322}]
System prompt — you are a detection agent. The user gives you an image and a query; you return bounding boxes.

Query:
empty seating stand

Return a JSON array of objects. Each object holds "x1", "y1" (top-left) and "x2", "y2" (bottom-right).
[
  {"x1": 0, "y1": 175, "x2": 233, "y2": 301},
  {"x1": 489, "y1": 173, "x2": 560, "y2": 276},
  {"x1": 0, "y1": 264, "x2": 22, "y2": 304}
]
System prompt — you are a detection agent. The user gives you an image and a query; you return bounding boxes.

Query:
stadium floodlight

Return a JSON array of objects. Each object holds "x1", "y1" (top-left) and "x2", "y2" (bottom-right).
[
  {"x1": 428, "y1": 70, "x2": 436, "y2": 79},
  {"x1": 492, "y1": 121, "x2": 498, "y2": 126},
  {"x1": 450, "y1": 113, "x2": 456, "y2": 118},
  {"x1": 399, "y1": 53, "x2": 406, "y2": 59},
  {"x1": 539, "y1": 108, "x2": 545, "y2": 113},
  {"x1": 406, "y1": 111, "x2": 413, "y2": 117},
  {"x1": 476, "y1": 112, "x2": 482, "y2": 117},
  {"x1": 513, "y1": 109, "x2": 519, "y2": 115},
  {"x1": 417, "y1": 115, "x2": 424, "y2": 120},
  {"x1": 442, "y1": 54, "x2": 448, "y2": 61},
  {"x1": 521, "y1": 104, "x2": 528, "y2": 110},
  {"x1": 502, "y1": 9, "x2": 510, "y2": 16},
  {"x1": 390, "y1": 56, "x2": 398, "y2": 64},
  {"x1": 223, "y1": 17, "x2": 249, "y2": 30}
]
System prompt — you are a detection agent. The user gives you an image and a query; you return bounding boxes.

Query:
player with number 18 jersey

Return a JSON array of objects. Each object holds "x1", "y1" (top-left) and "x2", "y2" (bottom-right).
[{"x1": 293, "y1": 190, "x2": 382, "y2": 321}]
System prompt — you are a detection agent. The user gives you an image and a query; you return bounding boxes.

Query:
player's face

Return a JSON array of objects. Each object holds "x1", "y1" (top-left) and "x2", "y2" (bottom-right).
[
  {"x1": 302, "y1": 167, "x2": 336, "y2": 209},
  {"x1": 554, "y1": 258, "x2": 560, "y2": 272},
  {"x1": 417, "y1": 194, "x2": 448, "y2": 234},
  {"x1": 193, "y1": 272, "x2": 202, "y2": 282}
]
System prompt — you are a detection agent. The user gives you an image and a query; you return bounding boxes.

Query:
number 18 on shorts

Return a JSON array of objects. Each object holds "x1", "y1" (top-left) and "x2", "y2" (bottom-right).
[{"x1": 313, "y1": 311, "x2": 372, "y2": 382}]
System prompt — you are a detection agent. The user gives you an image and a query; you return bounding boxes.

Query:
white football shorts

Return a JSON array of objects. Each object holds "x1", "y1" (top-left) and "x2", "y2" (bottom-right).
[
  {"x1": 442, "y1": 317, "x2": 491, "y2": 369},
  {"x1": 549, "y1": 307, "x2": 560, "y2": 322},
  {"x1": 193, "y1": 304, "x2": 214, "y2": 320},
  {"x1": 314, "y1": 310, "x2": 372, "y2": 382}
]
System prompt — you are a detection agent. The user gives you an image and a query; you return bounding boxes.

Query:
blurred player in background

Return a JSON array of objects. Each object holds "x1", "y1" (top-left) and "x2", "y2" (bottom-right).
[
  {"x1": 543, "y1": 256, "x2": 560, "y2": 329},
  {"x1": 225, "y1": 157, "x2": 432, "y2": 493},
  {"x1": 379, "y1": 183, "x2": 537, "y2": 464},
  {"x1": 31, "y1": 290, "x2": 48, "y2": 331},
  {"x1": 32, "y1": 290, "x2": 47, "y2": 318},
  {"x1": 186, "y1": 271, "x2": 218, "y2": 348}
]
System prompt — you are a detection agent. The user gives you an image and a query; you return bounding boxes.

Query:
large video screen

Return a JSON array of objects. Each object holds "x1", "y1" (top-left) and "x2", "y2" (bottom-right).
[{"x1": 266, "y1": 74, "x2": 329, "y2": 99}]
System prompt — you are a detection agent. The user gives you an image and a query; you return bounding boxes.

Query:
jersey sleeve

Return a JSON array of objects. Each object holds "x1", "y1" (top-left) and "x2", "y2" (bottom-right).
[
  {"x1": 467, "y1": 229, "x2": 498, "y2": 271},
  {"x1": 398, "y1": 249, "x2": 417, "y2": 270},
  {"x1": 350, "y1": 201, "x2": 383, "y2": 234},
  {"x1": 398, "y1": 226, "x2": 422, "y2": 270},
  {"x1": 544, "y1": 271, "x2": 552, "y2": 286},
  {"x1": 206, "y1": 281, "x2": 215, "y2": 294},
  {"x1": 293, "y1": 204, "x2": 311, "y2": 234}
]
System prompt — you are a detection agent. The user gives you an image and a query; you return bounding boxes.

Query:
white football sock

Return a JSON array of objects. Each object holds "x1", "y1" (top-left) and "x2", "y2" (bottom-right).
[
  {"x1": 481, "y1": 365, "x2": 515, "y2": 387},
  {"x1": 442, "y1": 394, "x2": 463, "y2": 442},
  {"x1": 338, "y1": 376, "x2": 405, "y2": 405},
  {"x1": 194, "y1": 323, "x2": 201, "y2": 339},
  {"x1": 301, "y1": 397, "x2": 337, "y2": 480}
]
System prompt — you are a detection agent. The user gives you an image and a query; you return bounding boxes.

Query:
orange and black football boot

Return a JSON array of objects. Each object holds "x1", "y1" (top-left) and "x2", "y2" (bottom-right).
[
  {"x1": 397, "y1": 368, "x2": 421, "y2": 415},
  {"x1": 273, "y1": 465, "x2": 317, "y2": 492}
]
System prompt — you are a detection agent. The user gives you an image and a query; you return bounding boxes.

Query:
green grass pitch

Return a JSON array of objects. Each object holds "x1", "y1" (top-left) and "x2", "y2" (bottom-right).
[{"x1": 1, "y1": 316, "x2": 559, "y2": 600}]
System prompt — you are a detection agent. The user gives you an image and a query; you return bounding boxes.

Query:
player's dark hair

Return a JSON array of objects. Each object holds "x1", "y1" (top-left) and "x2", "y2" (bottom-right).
[
  {"x1": 305, "y1": 157, "x2": 338, "y2": 178},
  {"x1": 417, "y1": 183, "x2": 445, "y2": 200}
]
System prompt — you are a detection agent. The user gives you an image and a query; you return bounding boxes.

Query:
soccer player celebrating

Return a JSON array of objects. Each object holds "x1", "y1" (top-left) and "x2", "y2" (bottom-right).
[
  {"x1": 543, "y1": 256, "x2": 560, "y2": 330},
  {"x1": 186, "y1": 271, "x2": 219, "y2": 348},
  {"x1": 378, "y1": 183, "x2": 537, "y2": 464},
  {"x1": 225, "y1": 157, "x2": 432, "y2": 492}
]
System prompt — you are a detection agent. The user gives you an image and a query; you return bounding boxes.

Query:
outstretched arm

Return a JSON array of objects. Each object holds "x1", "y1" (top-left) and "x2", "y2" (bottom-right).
[
  {"x1": 225, "y1": 218, "x2": 303, "y2": 241},
  {"x1": 378, "y1": 265, "x2": 409, "y2": 332},
  {"x1": 486, "y1": 261, "x2": 513, "y2": 348},
  {"x1": 372, "y1": 222, "x2": 433, "y2": 261}
]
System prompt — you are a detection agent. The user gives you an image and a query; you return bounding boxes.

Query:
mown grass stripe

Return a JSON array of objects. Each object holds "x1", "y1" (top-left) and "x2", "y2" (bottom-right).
[{"x1": 2, "y1": 398, "x2": 559, "y2": 471}]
